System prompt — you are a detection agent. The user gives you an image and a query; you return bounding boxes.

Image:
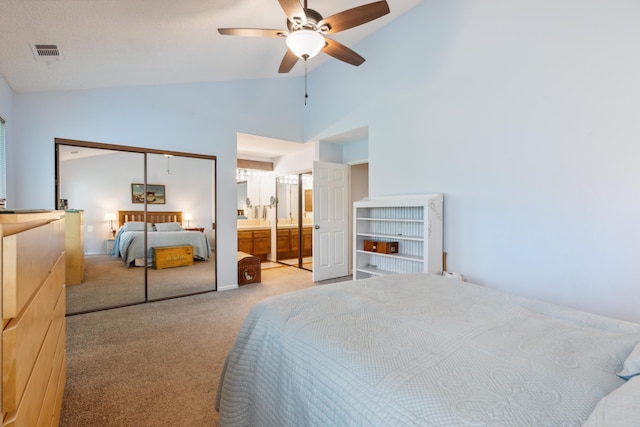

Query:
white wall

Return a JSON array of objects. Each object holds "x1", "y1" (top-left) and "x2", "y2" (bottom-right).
[
  {"x1": 317, "y1": 141, "x2": 343, "y2": 163},
  {"x1": 273, "y1": 142, "x2": 316, "y2": 175},
  {"x1": 61, "y1": 151, "x2": 144, "y2": 253},
  {"x1": 318, "y1": 138, "x2": 368, "y2": 165},
  {"x1": 343, "y1": 139, "x2": 368, "y2": 165},
  {"x1": 4, "y1": 0, "x2": 640, "y2": 322},
  {"x1": 306, "y1": 0, "x2": 640, "y2": 322},
  {"x1": 12, "y1": 78, "x2": 303, "y2": 289},
  {"x1": 0, "y1": 75, "x2": 13, "y2": 206}
]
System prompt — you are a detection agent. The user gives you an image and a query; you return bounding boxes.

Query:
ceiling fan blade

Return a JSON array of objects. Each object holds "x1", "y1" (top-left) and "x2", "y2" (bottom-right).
[
  {"x1": 322, "y1": 38, "x2": 365, "y2": 66},
  {"x1": 278, "y1": 0, "x2": 307, "y2": 25},
  {"x1": 278, "y1": 49, "x2": 299, "y2": 73},
  {"x1": 318, "y1": 1, "x2": 390, "y2": 34},
  {"x1": 218, "y1": 28, "x2": 288, "y2": 38}
]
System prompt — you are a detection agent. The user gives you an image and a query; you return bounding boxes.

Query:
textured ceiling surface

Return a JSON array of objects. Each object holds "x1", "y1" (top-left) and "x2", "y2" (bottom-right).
[{"x1": 0, "y1": 0, "x2": 422, "y2": 93}]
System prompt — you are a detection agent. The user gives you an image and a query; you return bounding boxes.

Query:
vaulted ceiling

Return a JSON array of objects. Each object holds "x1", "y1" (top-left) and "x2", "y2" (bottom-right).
[{"x1": 0, "y1": 0, "x2": 422, "y2": 93}]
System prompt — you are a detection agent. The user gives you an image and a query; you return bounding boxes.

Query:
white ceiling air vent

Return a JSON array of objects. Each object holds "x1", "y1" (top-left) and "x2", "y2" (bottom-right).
[{"x1": 30, "y1": 43, "x2": 64, "y2": 61}]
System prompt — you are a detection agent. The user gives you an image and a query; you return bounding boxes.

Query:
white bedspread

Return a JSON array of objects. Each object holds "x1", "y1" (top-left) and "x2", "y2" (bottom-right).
[
  {"x1": 115, "y1": 230, "x2": 211, "y2": 266},
  {"x1": 216, "y1": 273, "x2": 640, "y2": 426}
]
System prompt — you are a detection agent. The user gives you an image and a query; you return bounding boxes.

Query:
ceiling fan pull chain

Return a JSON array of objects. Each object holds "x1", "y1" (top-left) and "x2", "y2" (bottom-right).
[{"x1": 304, "y1": 58, "x2": 309, "y2": 105}]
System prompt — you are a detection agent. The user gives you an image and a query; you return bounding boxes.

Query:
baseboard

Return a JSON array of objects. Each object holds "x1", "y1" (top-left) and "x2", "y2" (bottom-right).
[{"x1": 217, "y1": 283, "x2": 239, "y2": 291}]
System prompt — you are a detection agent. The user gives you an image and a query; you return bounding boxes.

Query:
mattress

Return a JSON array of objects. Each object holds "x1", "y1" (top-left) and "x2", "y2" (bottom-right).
[
  {"x1": 114, "y1": 229, "x2": 210, "y2": 266},
  {"x1": 216, "y1": 273, "x2": 640, "y2": 426}
]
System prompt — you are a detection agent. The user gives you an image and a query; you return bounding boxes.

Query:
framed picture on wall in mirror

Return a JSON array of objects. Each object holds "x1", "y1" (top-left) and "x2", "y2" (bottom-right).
[{"x1": 131, "y1": 183, "x2": 166, "y2": 204}]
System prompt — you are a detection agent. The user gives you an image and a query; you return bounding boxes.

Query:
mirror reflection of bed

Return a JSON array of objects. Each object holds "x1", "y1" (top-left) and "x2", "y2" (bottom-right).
[
  {"x1": 58, "y1": 142, "x2": 217, "y2": 315},
  {"x1": 114, "y1": 210, "x2": 213, "y2": 300}
]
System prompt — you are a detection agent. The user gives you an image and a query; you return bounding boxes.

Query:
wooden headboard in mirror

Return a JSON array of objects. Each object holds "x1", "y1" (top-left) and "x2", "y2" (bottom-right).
[{"x1": 118, "y1": 210, "x2": 183, "y2": 228}]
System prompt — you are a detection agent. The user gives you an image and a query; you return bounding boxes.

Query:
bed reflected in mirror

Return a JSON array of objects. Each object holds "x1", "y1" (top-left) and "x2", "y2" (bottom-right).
[
  {"x1": 146, "y1": 153, "x2": 216, "y2": 301},
  {"x1": 57, "y1": 142, "x2": 217, "y2": 315}
]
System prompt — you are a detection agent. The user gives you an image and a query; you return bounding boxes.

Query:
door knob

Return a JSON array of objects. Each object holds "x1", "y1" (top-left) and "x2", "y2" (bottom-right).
[{"x1": 314, "y1": 225, "x2": 319, "y2": 229}]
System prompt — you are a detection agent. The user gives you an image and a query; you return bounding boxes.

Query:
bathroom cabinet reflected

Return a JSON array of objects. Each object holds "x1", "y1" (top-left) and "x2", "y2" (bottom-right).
[
  {"x1": 236, "y1": 169, "x2": 275, "y2": 262},
  {"x1": 235, "y1": 168, "x2": 312, "y2": 270},
  {"x1": 276, "y1": 173, "x2": 313, "y2": 270},
  {"x1": 57, "y1": 142, "x2": 217, "y2": 314}
]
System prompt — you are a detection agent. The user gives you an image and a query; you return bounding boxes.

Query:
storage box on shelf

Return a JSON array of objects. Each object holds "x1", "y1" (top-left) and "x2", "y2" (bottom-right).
[
  {"x1": 353, "y1": 194, "x2": 443, "y2": 280},
  {"x1": 363, "y1": 240, "x2": 399, "y2": 254}
]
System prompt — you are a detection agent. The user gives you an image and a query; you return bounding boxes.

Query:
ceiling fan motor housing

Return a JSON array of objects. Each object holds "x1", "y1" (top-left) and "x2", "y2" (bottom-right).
[{"x1": 287, "y1": 9, "x2": 329, "y2": 33}]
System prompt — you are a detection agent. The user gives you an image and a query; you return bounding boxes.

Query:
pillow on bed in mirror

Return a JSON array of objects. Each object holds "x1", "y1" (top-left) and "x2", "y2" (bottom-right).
[
  {"x1": 120, "y1": 221, "x2": 152, "y2": 232},
  {"x1": 583, "y1": 376, "x2": 640, "y2": 427},
  {"x1": 617, "y1": 342, "x2": 640, "y2": 380},
  {"x1": 154, "y1": 222, "x2": 184, "y2": 232}
]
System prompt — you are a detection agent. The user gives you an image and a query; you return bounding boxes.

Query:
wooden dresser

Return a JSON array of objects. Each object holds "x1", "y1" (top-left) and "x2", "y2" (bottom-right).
[
  {"x1": 64, "y1": 209, "x2": 84, "y2": 285},
  {"x1": 0, "y1": 210, "x2": 66, "y2": 427}
]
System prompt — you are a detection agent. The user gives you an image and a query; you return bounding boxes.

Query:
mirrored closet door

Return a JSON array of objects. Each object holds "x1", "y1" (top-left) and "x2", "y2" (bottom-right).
[
  {"x1": 276, "y1": 172, "x2": 313, "y2": 271},
  {"x1": 56, "y1": 139, "x2": 217, "y2": 315},
  {"x1": 146, "y1": 153, "x2": 216, "y2": 300}
]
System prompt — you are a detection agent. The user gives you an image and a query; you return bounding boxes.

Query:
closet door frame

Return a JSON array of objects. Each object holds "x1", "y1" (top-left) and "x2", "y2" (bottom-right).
[{"x1": 55, "y1": 137, "x2": 218, "y2": 315}]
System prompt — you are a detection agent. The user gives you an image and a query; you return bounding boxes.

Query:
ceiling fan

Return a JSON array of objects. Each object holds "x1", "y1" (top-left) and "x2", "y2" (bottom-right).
[{"x1": 218, "y1": 0, "x2": 390, "y2": 73}]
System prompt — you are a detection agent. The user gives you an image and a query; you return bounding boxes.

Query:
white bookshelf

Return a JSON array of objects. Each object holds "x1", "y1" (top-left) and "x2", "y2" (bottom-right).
[{"x1": 353, "y1": 194, "x2": 443, "y2": 280}]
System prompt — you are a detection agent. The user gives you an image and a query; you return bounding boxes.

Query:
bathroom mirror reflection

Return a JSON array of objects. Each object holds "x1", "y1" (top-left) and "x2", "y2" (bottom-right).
[
  {"x1": 237, "y1": 181, "x2": 247, "y2": 217},
  {"x1": 276, "y1": 172, "x2": 313, "y2": 270},
  {"x1": 236, "y1": 167, "x2": 275, "y2": 262}
]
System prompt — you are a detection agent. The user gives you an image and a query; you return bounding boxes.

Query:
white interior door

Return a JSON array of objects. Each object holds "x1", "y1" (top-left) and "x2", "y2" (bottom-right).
[{"x1": 312, "y1": 161, "x2": 349, "y2": 281}]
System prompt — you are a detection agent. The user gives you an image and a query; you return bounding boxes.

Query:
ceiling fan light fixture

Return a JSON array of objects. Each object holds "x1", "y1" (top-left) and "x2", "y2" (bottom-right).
[{"x1": 286, "y1": 30, "x2": 325, "y2": 59}]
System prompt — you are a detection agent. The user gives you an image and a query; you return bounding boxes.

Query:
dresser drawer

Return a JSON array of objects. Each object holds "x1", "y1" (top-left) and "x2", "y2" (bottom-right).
[
  {"x1": 3, "y1": 220, "x2": 65, "y2": 319},
  {"x1": 2, "y1": 313, "x2": 65, "y2": 427},
  {"x1": 36, "y1": 294, "x2": 65, "y2": 427},
  {"x1": 2, "y1": 253, "x2": 65, "y2": 415},
  {"x1": 0, "y1": 212, "x2": 66, "y2": 427}
]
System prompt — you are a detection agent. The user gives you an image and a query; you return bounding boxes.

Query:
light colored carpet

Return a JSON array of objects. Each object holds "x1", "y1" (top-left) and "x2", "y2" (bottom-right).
[
  {"x1": 66, "y1": 254, "x2": 216, "y2": 314},
  {"x1": 61, "y1": 266, "x2": 350, "y2": 427}
]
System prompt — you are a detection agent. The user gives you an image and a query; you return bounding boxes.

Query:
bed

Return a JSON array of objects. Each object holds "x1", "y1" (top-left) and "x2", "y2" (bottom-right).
[
  {"x1": 111, "y1": 210, "x2": 211, "y2": 266},
  {"x1": 216, "y1": 273, "x2": 640, "y2": 426}
]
